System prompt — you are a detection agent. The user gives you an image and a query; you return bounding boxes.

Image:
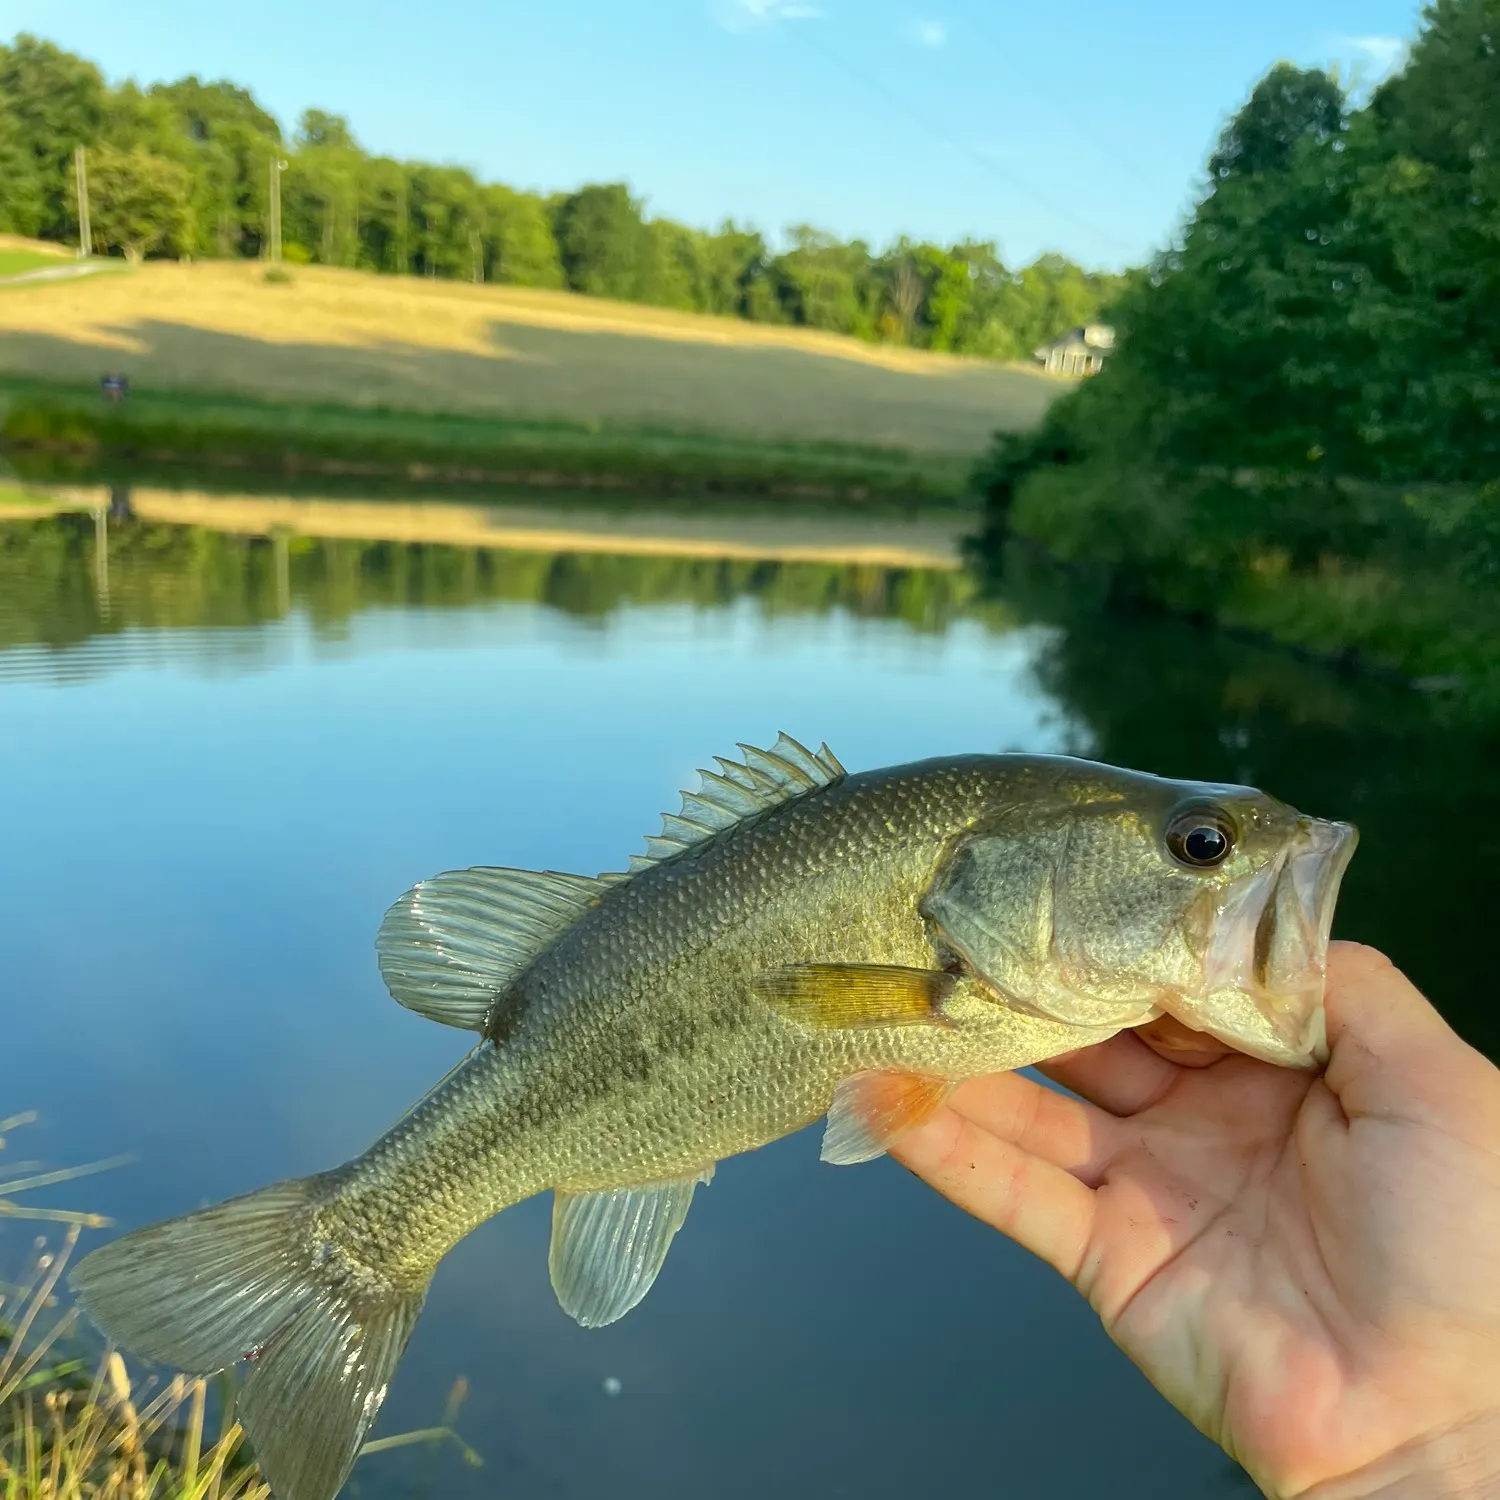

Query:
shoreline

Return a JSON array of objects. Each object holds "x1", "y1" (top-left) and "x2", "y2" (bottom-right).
[
  {"x1": 10, "y1": 484, "x2": 969, "y2": 571},
  {"x1": 1, "y1": 381, "x2": 980, "y2": 505}
]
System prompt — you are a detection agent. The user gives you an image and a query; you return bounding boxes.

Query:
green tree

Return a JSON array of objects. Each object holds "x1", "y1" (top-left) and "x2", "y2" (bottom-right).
[
  {"x1": 150, "y1": 77, "x2": 281, "y2": 259},
  {"x1": 479, "y1": 184, "x2": 562, "y2": 287},
  {"x1": 874, "y1": 240, "x2": 927, "y2": 343},
  {"x1": 282, "y1": 111, "x2": 368, "y2": 267},
  {"x1": 0, "y1": 34, "x2": 106, "y2": 238},
  {"x1": 636, "y1": 217, "x2": 698, "y2": 309},
  {"x1": 296, "y1": 109, "x2": 357, "y2": 151},
  {"x1": 552, "y1": 182, "x2": 645, "y2": 298},
  {"x1": 770, "y1": 225, "x2": 876, "y2": 336},
  {"x1": 1045, "y1": 66, "x2": 1359, "y2": 473},
  {"x1": 693, "y1": 222, "x2": 769, "y2": 318},
  {"x1": 947, "y1": 241, "x2": 1023, "y2": 358},
  {"x1": 1207, "y1": 61, "x2": 1345, "y2": 183},
  {"x1": 406, "y1": 164, "x2": 483, "y2": 279},
  {"x1": 871, "y1": 241, "x2": 983, "y2": 351},
  {"x1": 1344, "y1": 0, "x2": 1500, "y2": 478},
  {"x1": 357, "y1": 156, "x2": 412, "y2": 273},
  {"x1": 86, "y1": 143, "x2": 192, "y2": 261},
  {"x1": 287, "y1": 144, "x2": 365, "y2": 268},
  {"x1": 0, "y1": 91, "x2": 45, "y2": 236}
]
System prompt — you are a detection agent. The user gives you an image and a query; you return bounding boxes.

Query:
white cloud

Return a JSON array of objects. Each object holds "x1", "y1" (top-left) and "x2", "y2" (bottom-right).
[
  {"x1": 1335, "y1": 33, "x2": 1408, "y2": 72},
  {"x1": 715, "y1": 0, "x2": 822, "y2": 31},
  {"x1": 912, "y1": 19, "x2": 947, "y2": 46}
]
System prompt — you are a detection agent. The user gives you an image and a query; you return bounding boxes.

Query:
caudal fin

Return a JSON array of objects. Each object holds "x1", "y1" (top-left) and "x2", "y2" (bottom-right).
[{"x1": 69, "y1": 1175, "x2": 426, "y2": 1500}]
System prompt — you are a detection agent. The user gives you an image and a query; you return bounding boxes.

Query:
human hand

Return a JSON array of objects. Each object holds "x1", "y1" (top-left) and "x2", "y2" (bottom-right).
[{"x1": 890, "y1": 943, "x2": 1500, "y2": 1499}]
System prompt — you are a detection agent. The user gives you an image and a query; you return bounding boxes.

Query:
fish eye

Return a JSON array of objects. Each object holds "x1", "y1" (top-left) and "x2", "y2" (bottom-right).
[{"x1": 1164, "y1": 803, "x2": 1237, "y2": 869}]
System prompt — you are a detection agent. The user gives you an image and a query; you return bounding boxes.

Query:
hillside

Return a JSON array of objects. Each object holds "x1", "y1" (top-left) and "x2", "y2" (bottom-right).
[
  {"x1": 0, "y1": 232, "x2": 75, "y2": 278},
  {"x1": 0, "y1": 260, "x2": 1061, "y2": 455}
]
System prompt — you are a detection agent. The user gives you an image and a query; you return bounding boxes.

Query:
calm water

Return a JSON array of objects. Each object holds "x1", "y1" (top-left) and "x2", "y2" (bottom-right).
[{"x1": 3, "y1": 493, "x2": 1497, "y2": 1500}]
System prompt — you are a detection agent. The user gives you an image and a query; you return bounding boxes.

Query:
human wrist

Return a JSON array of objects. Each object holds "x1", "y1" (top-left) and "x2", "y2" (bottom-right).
[{"x1": 1293, "y1": 1413, "x2": 1500, "y2": 1500}]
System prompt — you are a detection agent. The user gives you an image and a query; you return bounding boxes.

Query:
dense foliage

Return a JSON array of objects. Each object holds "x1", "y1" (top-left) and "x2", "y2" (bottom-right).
[
  {"x1": 0, "y1": 33, "x2": 1121, "y2": 357},
  {"x1": 974, "y1": 0, "x2": 1500, "y2": 700}
]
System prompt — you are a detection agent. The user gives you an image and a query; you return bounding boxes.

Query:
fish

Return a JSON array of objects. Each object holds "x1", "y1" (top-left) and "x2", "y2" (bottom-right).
[{"x1": 69, "y1": 736, "x2": 1357, "y2": 1500}]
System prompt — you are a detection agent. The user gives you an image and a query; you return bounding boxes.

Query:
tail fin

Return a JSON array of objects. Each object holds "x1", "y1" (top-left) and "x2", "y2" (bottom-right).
[{"x1": 70, "y1": 1175, "x2": 426, "y2": 1500}]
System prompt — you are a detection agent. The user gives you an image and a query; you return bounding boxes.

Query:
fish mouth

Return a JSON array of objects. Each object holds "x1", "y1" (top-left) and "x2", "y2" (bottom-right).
[{"x1": 1165, "y1": 817, "x2": 1358, "y2": 1068}]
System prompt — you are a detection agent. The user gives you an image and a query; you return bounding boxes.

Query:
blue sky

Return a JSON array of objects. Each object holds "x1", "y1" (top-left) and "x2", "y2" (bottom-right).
[{"x1": 9, "y1": 0, "x2": 1421, "y2": 270}]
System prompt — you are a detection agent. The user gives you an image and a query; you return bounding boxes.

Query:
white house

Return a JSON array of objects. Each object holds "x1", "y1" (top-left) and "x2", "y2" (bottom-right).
[{"x1": 1034, "y1": 323, "x2": 1116, "y2": 376}]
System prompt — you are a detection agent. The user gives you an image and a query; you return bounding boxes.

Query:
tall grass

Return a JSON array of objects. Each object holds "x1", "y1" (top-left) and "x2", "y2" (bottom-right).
[
  {"x1": 0, "y1": 382, "x2": 974, "y2": 504},
  {"x1": 0, "y1": 1116, "x2": 480, "y2": 1500}
]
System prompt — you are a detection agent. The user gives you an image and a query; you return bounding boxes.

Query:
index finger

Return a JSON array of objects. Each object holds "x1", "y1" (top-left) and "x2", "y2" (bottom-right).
[
  {"x1": 891, "y1": 1107, "x2": 1097, "y2": 1285},
  {"x1": 1323, "y1": 941, "x2": 1499, "y2": 1136}
]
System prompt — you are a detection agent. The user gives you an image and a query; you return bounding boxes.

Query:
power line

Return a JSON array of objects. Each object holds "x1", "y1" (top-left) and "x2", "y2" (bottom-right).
[
  {"x1": 944, "y1": 0, "x2": 1160, "y2": 195},
  {"x1": 785, "y1": 21, "x2": 1133, "y2": 255}
]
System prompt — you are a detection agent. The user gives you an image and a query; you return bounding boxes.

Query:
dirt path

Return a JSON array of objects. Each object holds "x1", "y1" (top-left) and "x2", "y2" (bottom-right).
[{"x1": 0, "y1": 261, "x2": 113, "y2": 288}]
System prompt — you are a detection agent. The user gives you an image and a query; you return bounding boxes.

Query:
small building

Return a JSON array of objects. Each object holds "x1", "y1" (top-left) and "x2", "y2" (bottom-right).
[{"x1": 1034, "y1": 323, "x2": 1115, "y2": 376}]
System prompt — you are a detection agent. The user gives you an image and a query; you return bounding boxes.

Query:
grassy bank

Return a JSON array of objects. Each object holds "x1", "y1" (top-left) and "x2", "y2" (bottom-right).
[
  {"x1": 0, "y1": 1117, "x2": 262, "y2": 1500},
  {"x1": 0, "y1": 251, "x2": 68, "y2": 279},
  {"x1": 972, "y1": 436, "x2": 1500, "y2": 708},
  {"x1": 0, "y1": 237, "x2": 75, "y2": 281},
  {"x1": 0, "y1": 380, "x2": 975, "y2": 503},
  {"x1": 0, "y1": 1118, "x2": 479, "y2": 1500}
]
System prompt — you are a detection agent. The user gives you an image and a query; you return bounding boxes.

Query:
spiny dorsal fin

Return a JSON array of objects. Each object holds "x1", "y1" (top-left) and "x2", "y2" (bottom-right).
[
  {"x1": 377, "y1": 867, "x2": 607, "y2": 1029},
  {"x1": 628, "y1": 733, "x2": 845, "y2": 874}
]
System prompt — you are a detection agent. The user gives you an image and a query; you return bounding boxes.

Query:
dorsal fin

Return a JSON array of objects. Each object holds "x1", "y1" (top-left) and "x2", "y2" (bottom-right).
[
  {"x1": 627, "y1": 733, "x2": 846, "y2": 874},
  {"x1": 376, "y1": 867, "x2": 607, "y2": 1029}
]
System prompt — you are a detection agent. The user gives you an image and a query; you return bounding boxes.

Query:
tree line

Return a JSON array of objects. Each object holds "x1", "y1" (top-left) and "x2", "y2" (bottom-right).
[
  {"x1": 0, "y1": 33, "x2": 1122, "y2": 360},
  {"x1": 974, "y1": 0, "x2": 1500, "y2": 702}
]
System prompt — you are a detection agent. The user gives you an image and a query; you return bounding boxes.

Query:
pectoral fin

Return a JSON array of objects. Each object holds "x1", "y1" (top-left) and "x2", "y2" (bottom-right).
[
  {"x1": 822, "y1": 1071, "x2": 953, "y2": 1165},
  {"x1": 755, "y1": 964, "x2": 956, "y2": 1029},
  {"x1": 549, "y1": 1168, "x2": 714, "y2": 1329}
]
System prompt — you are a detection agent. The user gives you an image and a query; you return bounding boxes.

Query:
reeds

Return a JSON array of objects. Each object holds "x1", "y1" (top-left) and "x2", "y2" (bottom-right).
[{"x1": 0, "y1": 1115, "x2": 479, "y2": 1500}]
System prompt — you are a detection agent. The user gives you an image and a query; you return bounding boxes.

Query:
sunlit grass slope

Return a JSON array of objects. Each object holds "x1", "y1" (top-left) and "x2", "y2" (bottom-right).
[
  {"x1": 0, "y1": 260, "x2": 1058, "y2": 454},
  {"x1": 0, "y1": 235, "x2": 75, "y2": 279}
]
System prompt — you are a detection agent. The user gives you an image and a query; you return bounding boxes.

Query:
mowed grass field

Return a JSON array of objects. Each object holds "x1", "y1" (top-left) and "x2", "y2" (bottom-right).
[{"x1": 0, "y1": 259, "x2": 1060, "y2": 455}]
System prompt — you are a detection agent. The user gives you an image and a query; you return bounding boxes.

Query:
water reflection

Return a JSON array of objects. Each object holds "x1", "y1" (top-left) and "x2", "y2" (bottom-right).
[
  {"x1": 0, "y1": 498, "x2": 995, "y2": 684},
  {"x1": 3, "y1": 486, "x2": 1495, "y2": 1500}
]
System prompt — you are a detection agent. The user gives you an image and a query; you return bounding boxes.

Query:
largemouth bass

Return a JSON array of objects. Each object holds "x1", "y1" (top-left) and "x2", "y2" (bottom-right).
[{"x1": 71, "y1": 736, "x2": 1356, "y2": 1500}]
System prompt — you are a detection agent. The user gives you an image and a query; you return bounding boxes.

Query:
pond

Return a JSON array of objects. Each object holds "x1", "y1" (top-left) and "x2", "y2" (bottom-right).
[{"x1": 3, "y1": 485, "x2": 1497, "y2": 1500}]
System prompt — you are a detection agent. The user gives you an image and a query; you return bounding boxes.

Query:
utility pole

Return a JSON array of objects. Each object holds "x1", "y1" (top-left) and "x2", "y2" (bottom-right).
[
  {"x1": 268, "y1": 157, "x2": 288, "y2": 262},
  {"x1": 396, "y1": 180, "x2": 409, "y2": 275},
  {"x1": 92, "y1": 504, "x2": 110, "y2": 617},
  {"x1": 74, "y1": 145, "x2": 91, "y2": 258},
  {"x1": 272, "y1": 528, "x2": 291, "y2": 616}
]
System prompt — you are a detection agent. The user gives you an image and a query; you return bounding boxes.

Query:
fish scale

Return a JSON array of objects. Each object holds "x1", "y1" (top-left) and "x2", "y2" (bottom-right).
[{"x1": 68, "y1": 736, "x2": 1356, "y2": 1500}]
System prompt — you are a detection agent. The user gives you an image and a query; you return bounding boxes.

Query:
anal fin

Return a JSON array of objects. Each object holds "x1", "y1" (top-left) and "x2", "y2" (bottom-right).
[
  {"x1": 549, "y1": 1168, "x2": 714, "y2": 1329},
  {"x1": 822, "y1": 1071, "x2": 953, "y2": 1165}
]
